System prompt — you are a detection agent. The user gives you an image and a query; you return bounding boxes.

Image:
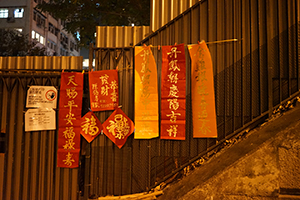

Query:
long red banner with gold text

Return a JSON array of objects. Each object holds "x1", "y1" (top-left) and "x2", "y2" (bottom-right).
[
  {"x1": 161, "y1": 44, "x2": 186, "y2": 140},
  {"x1": 188, "y1": 41, "x2": 217, "y2": 138},
  {"x1": 134, "y1": 46, "x2": 159, "y2": 139},
  {"x1": 57, "y1": 72, "x2": 83, "y2": 168}
]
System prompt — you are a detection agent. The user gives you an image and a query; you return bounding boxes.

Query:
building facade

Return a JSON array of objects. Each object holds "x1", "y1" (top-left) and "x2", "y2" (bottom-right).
[{"x1": 0, "y1": 0, "x2": 79, "y2": 56}]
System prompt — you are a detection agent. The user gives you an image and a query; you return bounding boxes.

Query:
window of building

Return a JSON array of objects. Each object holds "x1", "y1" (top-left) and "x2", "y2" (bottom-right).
[
  {"x1": 32, "y1": 30, "x2": 35, "y2": 39},
  {"x1": 35, "y1": 32, "x2": 40, "y2": 40},
  {"x1": 34, "y1": 0, "x2": 43, "y2": 3},
  {"x1": 34, "y1": 10, "x2": 46, "y2": 28},
  {"x1": 48, "y1": 23, "x2": 57, "y2": 35},
  {"x1": 32, "y1": 30, "x2": 45, "y2": 45},
  {"x1": 40, "y1": 36, "x2": 44, "y2": 45},
  {"x1": 36, "y1": 17, "x2": 45, "y2": 28},
  {"x1": 47, "y1": 40, "x2": 57, "y2": 51},
  {"x1": 70, "y1": 41, "x2": 78, "y2": 52},
  {"x1": 15, "y1": 28, "x2": 23, "y2": 33},
  {"x1": 55, "y1": 28, "x2": 59, "y2": 36},
  {"x1": 0, "y1": 8, "x2": 8, "y2": 18},
  {"x1": 33, "y1": 11, "x2": 36, "y2": 21},
  {"x1": 60, "y1": 47, "x2": 68, "y2": 56},
  {"x1": 14, "y1": 8, "x2": 24, "y2": 18}
]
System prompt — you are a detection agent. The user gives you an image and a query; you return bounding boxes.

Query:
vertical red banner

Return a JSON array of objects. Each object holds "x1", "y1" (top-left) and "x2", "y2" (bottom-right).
[
  {"x1": 89, "y1": 70, "x2": 119, "y2": 111},
  {"x1": 57, "y1": 72, "x2": 83, "y2": 168},
  {"x1": 161, "y1": 44, "x2": 186, "y2": 140},
  {"x1": 188, "y1": 41, "x2": 218, "y2": 138}
]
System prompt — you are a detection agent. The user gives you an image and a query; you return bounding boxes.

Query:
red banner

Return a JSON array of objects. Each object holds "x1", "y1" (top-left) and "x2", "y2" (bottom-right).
[
  {"x1": 188, "y1": 42, "x2": 218, "y2": 138},
  {"x1": 102, "y1": 108, "x2": 134, "y2": 148},
  {"x1": 57, "y1": 149, "x2": 80, "y2": 168},
  {"x1": 89, "y1": 70, "x2": 119, "y2": 111},
  {"x1": 80, "y1": 111, "x2": 103, "y2": 143},
  {"x1": 57, "y1": 72, "x2": 83, "y2": 168},
  {"x1": 161, "y1": 44, "x2": 186, "y2": 140}
]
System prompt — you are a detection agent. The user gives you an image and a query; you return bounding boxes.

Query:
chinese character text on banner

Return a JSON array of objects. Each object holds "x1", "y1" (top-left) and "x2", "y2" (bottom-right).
[
  {"x1": 89, "y1": 70, "x2": 119, "y2": 111},
  {"x1": 161, "y1": 44, "x2": 186, "y2": 140},
  {"x1": 80, "y1": 111, "x2": 103, "y2": 143},
  {"x1": 57, "y1": 72, "x2": 83, "y2": 168},
  {"x1": 134, "y1": 46, "x2": 159, "y2": 139},
  {"x1": 188, "y1": 41, "x2": 217, "y2": 138},
  {"x1": 102, "y1": 108, "x2": 134, "y2": 148}
]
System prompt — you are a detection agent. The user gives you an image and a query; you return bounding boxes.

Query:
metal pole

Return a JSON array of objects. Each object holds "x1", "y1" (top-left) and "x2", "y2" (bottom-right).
[
  {"x1": 89, "y1": 43, "x2": 94, "y2": 71},
  {"x1": 83, "y1": 142, "x2": 91, "y2": 200},
  {"x1": 266, "y1": 0, "x2": 274, "y2": 117}
]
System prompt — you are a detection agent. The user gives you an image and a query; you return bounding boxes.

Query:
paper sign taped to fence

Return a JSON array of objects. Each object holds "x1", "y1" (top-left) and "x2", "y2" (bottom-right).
[
  {"x1": 25, "y1": 109, "x2": 56, "y2": 131},
  {"x1": 26, "y1": 86, "x2": 57, "y2": 108}
]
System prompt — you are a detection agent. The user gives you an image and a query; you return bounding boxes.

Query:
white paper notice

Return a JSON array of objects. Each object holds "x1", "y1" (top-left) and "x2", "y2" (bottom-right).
[
  {"x1": 26, "y1": 86, "x2": 57, "y2": 108},
  {"x1": 25, "y1": 109, "x2": 56, "y2": 131}
]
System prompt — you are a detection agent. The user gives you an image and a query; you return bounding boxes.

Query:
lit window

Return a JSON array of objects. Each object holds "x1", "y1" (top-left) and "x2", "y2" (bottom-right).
[
  {"x1": 32, "y1": 31, "x2": 45, "y2": 45},
  {"x1": 40, "y1": 36, "x2": 44, "y2": 45},
  {"x1": 14, "y1": 8, "x2": 24, "y2": 18},
  {"x1": 15, "y1": 28, "x2": 22, "y2": 33},
  {"x1": 35, "y1": 32, "x2": 40, "y2": 40},
  {"x1": 0, "y1": 8, "x2": 8, "y2": 18},
  {"x1": 32, "y1": 30, "x2": 35, "y2": 39}
]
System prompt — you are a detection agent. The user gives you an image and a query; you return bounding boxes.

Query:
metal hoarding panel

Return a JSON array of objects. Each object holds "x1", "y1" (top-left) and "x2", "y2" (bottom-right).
[
  {"x1": 150, "y1": 0, "x2": 200, "y2": 32},
  {"x1": 0, "y1": 56, "x2": 83, "y2": 200},
  {"x1": 96, "y1": 26, "x2": 150, "y2": 48}
]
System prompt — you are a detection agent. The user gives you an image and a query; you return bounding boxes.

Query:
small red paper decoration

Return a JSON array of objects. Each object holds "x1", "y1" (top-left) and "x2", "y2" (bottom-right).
[
  {"x1": 102, "y1": 108, "x2": 134, "y2": 148},
  {"x1": 89, "y1": 70, "x2": 119, "y2": 111},
  {"x1": 80, "y1": 111, "x2": 103, "y2": 143}
]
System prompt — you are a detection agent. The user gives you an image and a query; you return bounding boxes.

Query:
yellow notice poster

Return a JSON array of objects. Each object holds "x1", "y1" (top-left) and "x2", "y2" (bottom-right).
[
  {"x1": 134, "y1": 46, "x2": 159, "y2": 139},
  {"x1": 188, "y1": 41, "x2": 218, "y2": 138}
]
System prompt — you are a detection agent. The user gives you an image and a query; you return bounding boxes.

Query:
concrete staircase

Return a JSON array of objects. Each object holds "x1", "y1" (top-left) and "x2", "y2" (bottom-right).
[{"x1": 157, "y1": 103, "x2": 300, "y2": 200}]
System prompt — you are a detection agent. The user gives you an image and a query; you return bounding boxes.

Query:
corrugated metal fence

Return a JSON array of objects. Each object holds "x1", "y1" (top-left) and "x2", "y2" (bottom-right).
[
  {"x1": 96, "y1": 26, "x2": 150, "y2": 48},
  {"x1": 88, "y1": 0, "x2": 300, "y2": 198},
  {"x1": 1, "y1": 0, "x2": 300, "y2": 199},
  {"x1": 0, "y1": 56, "x2": 83, "y2": 200},
  {"x1": 150, "y1": 0, "x2": 200, "y2": 32}
]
